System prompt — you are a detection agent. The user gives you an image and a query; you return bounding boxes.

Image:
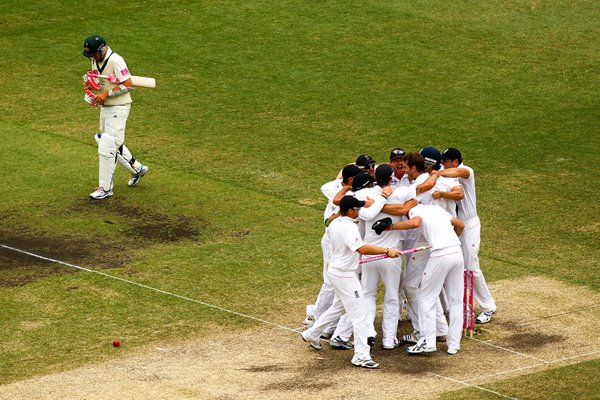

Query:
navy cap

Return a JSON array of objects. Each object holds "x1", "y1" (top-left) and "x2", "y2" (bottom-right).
[
  {"x1": 352, "y1": 172, "x2": 375, "y2": 192},
  {"x1": 340, "y1": 196, "x2": 366, "y2": 212},
  {"x1": 389, "y1": 148, "x2": 406, "y2": 161},
  {"x1": 442, "y1": 147, "x2": 462, "y2": 163}
]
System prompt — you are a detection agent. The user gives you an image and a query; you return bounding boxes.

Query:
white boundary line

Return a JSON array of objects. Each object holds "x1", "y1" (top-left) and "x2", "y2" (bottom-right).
[
  {"x1": 0, "y1": 244, "x2": 299, "y2": 334},
  {"x1": 429, "y1": 373, "x2": 520, "y2": 400}
]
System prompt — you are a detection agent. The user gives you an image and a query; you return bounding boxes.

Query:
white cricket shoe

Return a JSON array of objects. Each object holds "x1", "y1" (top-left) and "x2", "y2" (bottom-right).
[
  {"x1": 128, "y1": 164, "x2": 148, "y2": 187},
  {"x1": 407, "y1": 339, "x2": 436, "y2": 354},
  {"x1": 89, "y1": 187, "x2": 113, "y2": 200},
  {"x1": 402, "y1": 331, "x2": 420, "y2": 344},
  {"x1": 447, "y1": 348, "x2": 460, "y2": 355},
  {"x1": 351, "y1": 356, "x2": 380, "y2": 369},
  {"x1": 330, "y1": 336, "x2": 354, "y2": 350},
  {"x1": 302, "y1": 315, "x2": 315, "y2": 329},
  {"x1": 300, "y1": 330, "x2": 322, "y2": 350},
  {"x1": 476, "y1": 309, "x2": 496, "y2": 324}
]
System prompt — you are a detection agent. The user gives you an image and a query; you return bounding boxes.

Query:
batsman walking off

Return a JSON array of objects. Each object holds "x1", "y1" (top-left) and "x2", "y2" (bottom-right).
[{"x1": 82, "y1": 34, "x2": 149, "y2": 199}]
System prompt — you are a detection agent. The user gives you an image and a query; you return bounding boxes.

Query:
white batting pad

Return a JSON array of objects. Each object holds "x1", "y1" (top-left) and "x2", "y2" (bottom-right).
[{"x1": 97, "y1": 134, "x2": 117, "y2": 190}]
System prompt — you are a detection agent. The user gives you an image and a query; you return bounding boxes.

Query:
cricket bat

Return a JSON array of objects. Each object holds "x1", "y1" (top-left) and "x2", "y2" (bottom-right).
[{"x1": 86, "y1": 71, "x2": 156, "y2": 88}]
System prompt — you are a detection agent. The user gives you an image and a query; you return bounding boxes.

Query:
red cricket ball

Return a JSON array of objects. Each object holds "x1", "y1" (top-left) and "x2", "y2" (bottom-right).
[{"x1": 112, "y1": 339, "x2": 121, "y2": 347}]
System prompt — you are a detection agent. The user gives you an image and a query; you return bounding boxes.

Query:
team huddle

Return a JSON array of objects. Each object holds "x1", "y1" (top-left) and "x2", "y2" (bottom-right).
[{"x1": 300, "y1": 147, "x2": 497, "y2": 369}]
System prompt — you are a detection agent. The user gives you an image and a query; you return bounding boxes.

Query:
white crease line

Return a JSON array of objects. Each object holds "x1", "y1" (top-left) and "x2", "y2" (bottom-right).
[
  {"x1": 514, "y1": 304, "x2": 600, "y2": 327},
  {"x1": 463, "y1": 349, "x2": 600, "y2": 383},
  {"x1": 471, "y1": 338, "x2": 549, "y2": 363},
  {"x1": 0, "y1": 244, "x2": 299, "y2": 334},
  {"x1": 430, "y1": 373, "x2": 519, "y2": 400}
]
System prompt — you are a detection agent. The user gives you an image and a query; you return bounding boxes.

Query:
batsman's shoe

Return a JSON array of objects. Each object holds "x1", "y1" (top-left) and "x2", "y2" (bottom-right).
[
  {"x1": 402, "y1": 331, "x2": 420, "y2": 344},
  {"x1": 89, "y1": 187, "x2": 113, "y2": 200},
  {"x1": 476, "y1": 309, "x2": 496, "y2": 324},
  {"x1": 447, "y1": 348, "x2": 460, "y2": 355},
  {"x1": 302, "y1": 315, "x2": 315, "y2": 329},
  {"x1": 406, "y1": 340, "x2": 436, "y2": 354},
  {"x1": 300, "y1": 330, "x2": 322, "y2": 350},
  {"x1": 128, "y1": 164, "x2": 148, "y2": 187},
  {"x1": 330, "y1": 336, "x2": 354, "y2": 350},
  {"x1": 351, "y1": 356, "x2": 380, "y2": 369}
]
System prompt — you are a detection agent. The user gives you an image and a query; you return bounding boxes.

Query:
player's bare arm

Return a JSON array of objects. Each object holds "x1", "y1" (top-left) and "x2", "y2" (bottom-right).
[
  {"x1": 356, "y1": 244, "x2": 401, "y2": 258},
  {"x1": 381, "y1": 198, "x2": 418, "y2": 216},
  {"x1": 415, "y1": 171, "x2": 439, "y2": 194},
  {"x1": 332, "y1": 183, "x2": 352, "y2": 206},
  {"x1": 438, "y1": 167, "x2": 470, "y2": 179},
  {"x1": 325, "y1": 212, "x2": 340, "y2": 227},
  {"x1": 432, "y1": 185, "x2": 464, "y2": 200},
  {"x1": 451, "y1": 217, "x2": 465, "y2": 236},
  {"x1": 388, "y1": 216, "x2": 421, "y2": 231}
]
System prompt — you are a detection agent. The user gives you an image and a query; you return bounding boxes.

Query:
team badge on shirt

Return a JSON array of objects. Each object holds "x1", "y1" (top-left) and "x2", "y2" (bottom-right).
[{"x1": 120, "y1": 68, "x2": 129, "y2": 76}]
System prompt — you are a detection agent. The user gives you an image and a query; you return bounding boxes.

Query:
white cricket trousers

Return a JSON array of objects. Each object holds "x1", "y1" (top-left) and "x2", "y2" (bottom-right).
[
  {"x1": 307, "y1": 271, "x2": 371, "y2": 359},
  {"x1": 404, "y1": 243, "x2": 448, "y2": 336},
  {"x1": 313, "y1": 233, "x2": 335, "y2": 318},
  {"x1": 418, "y1": 248, "x2": 464, "y2": 351},
  {"x1": 361, "y1": 256, "x2": 402, "y2": 346},
  {"x1": 461, "y1": 216, "x2": 496, "y2": 312},
  {"x1": 97, "y1": 105, "x2": 130, "y2": 189},
  {"x1": 306, "y1": 233, "x2": 337, "y2": 335}
]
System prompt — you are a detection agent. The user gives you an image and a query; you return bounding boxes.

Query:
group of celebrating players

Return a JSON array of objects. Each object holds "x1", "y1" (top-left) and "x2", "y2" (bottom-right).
[{"x1": 300, "y1": 146, "x2": 497, "y2": 369}]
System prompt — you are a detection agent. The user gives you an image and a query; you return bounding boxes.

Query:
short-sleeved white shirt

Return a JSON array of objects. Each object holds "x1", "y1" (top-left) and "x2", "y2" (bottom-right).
[
  {"x1": 91, "y1": 47, "x2": 132, "y2": 106},
  {"x1": 408, "y1": 204, "x2": 461, "y2": 254},
  {"x1": 455, "y1": 164, "x2": 477, "y2": 220},
  {"x1": 327, "y1": 216, "x2": 364, "y2": 277}
]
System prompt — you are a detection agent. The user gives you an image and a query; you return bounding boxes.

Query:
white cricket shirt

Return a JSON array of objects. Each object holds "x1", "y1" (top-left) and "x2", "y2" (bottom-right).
[
  {"x1": 91, "y1": 47, "x2": 132, "y2": 106},
  {"x1": 408, "y1": 204, "x2": 461, "y2": 255},
  {"x1": 327, "y1": 216, "x2": 364, "y2": 277},
  {"x1": 455, "y1": 164, "x2": 477, "y2": 220},
  {"x1": 320, "y1": 179, "x2": 342, "y2": 223}
]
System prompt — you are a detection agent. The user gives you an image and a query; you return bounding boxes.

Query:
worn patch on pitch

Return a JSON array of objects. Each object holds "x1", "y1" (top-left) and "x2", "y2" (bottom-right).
[
  {"x1": 0, "y1": 198, "x2": 206, "y2": 287},
  {"x1": 0, "y1": 276, "x2": 598, "y2": 399}
]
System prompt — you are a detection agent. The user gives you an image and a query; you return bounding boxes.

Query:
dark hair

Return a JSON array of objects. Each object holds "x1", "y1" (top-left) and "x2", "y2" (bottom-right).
[{"x1": 405, "y1": 152, "x2": 425, "y2": 172}]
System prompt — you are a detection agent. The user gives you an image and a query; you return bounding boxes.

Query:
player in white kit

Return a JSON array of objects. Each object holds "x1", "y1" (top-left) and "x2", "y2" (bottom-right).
[
  {"x1": 82, "y1": 35, "x2": 148, "y2": 199},
  {"x1": 384, "y1": 152, "x2": 448, "y2": 344},
  {"x1": 323, "y1": 172, "x2": 392, "y2": 348},
  {"x1": 438, "y1": 148, "x2": 497, "y2": 324},
  {"x1": 361, "y1": 164, "x2": 415, "y2": 349},
  {"x1": 383, "y1": 204, "x2": 465, "y2": 354},
  {"x1": 303, "y1": 164, "x2": 362, "y2": 333},
  {"x1": 301, "y1": 196, "x2": 401, "y2": 369}
]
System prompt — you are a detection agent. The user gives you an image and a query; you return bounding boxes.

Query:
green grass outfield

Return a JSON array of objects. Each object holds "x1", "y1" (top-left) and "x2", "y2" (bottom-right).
[{"x1": 0, "y1": 0, "x2": 599, "y2": 398}]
